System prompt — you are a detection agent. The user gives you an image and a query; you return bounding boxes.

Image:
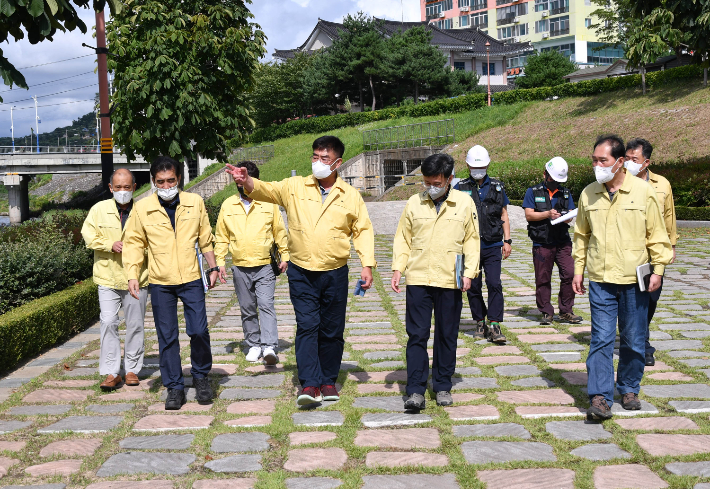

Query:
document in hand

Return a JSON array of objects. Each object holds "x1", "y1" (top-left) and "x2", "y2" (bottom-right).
[
  {"x1": 636, "y1": 263, "x2": 654, "y2": 292},
  {"x1": 455, "y1": 254, "x2": 465, "y2": 289},
  {"x1": 550, "y1": 208, "x2": 577, "y2": 225},
  {"x1": 195, "y1": 242, "x2": 209, "y2": 293}
]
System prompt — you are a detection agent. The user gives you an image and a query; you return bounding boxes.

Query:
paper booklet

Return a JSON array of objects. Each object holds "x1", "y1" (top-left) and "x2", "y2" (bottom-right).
[
  {"x1": 550, "y1": 208, "x2": 577, "y2": 225},
  {"x1": 195, "y1": 242, "x2": 209, "y2": 293},
  {"x1": 637, "y1": 263, "x2": 653, "y2": 292},
  {"x1": 455, "y1": 254, "x2": 465, "y2": 290}
]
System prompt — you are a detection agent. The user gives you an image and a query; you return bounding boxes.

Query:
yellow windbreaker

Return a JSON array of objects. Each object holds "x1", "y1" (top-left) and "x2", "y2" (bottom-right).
[
  {"x1": 214, "y1": 195, "x2": 289, "y2": 267},
  {"x1": 81, "y1": 198, "x2": 149, "y2": 290},
  {"x1": 123, "y1": 191, "x2": 214, "y2": 285},
  {"x1": 393, "y1": 188, "x2": 481, "y2": 289},
  {"x1": 247, "y1": 175, "x2": 375, "y2": 271},
  {"x1": 573, "y1": 170, "x2": 673, "y2": 284},
  {"x1": 647, "y1": 170, "x2": 678, "y2": 246}
]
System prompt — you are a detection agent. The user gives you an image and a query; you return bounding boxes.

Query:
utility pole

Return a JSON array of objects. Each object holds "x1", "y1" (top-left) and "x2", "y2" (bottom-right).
[
  {"x1": 486, "y1": 42, "x2": 491, "y2": 107},
  {"x1": 33, "y1": 95, "x2": 39, "y2": 153},
  {"x1": 65, "y1": 129, "x2": 68, "y2": 148},
  {"x1": 10, "y1": 106, "x2": 16, "y2": 153},
  {"x1": 96, "y1": 10, "x2": 113, "y2": 191}
]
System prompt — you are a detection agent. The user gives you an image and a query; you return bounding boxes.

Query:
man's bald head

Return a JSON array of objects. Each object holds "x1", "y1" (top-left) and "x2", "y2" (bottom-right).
[{"x1": 110, "y1": 169, "x2": 136, "y2": 191}]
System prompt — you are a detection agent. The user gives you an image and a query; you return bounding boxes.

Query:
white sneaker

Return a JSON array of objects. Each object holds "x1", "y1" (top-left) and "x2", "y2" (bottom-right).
[
  {"x1": 245, "y1": 346, "x2": 262, "y2": 363},
  {"x1": 262, "y1": 347, "x2": 279, "y2": 366}
]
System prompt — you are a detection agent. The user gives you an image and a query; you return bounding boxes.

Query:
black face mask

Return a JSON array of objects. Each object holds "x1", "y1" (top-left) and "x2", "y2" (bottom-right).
[
  {"x1": 237, "y1": 186, "x2": 246, "y2": 197},
  {"x1": 546, "y1": 179, "x2": 559, "y2": 191}
]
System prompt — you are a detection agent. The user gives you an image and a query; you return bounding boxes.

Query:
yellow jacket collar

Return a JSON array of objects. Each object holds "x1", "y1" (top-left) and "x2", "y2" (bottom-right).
[{"x1": 307, "y1": 174, "x2": 345, "y2": 191}]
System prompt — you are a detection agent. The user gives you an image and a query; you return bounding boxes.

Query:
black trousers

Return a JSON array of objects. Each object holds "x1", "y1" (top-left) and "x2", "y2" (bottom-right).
[
  {"x1": 287, "y1": 262, "x2": 349, "y2": 388},
  {"x1": 405, "y1": 284, "x2": 462, "y2": 395},
  {"x1": 467, "y1": 246, "x2": 504, "y2": 322},
  {"x1": 646, "y1": 277, "x2": 663, "y2": 356}
]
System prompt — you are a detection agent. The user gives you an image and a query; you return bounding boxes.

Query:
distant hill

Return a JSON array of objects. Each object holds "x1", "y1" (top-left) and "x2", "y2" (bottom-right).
[{"x1": 0, "y1": 112, "x2": 98, "y2": 148}]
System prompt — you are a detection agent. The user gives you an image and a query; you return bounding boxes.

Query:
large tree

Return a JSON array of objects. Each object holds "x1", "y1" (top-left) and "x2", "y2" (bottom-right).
[
  {"x1": 0, "y1": 0, "x2": 121, "y2": 101},
  {"x1": 106, "y1": 0, "x2": 265, "y2": 162},
  {"x1": 516, "y1": 50, "x2": 577, "y2": 89},
  {"x1": 381, "y1": 26, "x2": 448, "y2": 104}
]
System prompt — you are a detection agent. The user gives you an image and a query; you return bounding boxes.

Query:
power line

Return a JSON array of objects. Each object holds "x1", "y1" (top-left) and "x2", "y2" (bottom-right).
[
  {"x1": 0, "y1": 98, "x2": 96, "y2": 112},
  {"x1": 2, "y1": 84, "x2": 98, "y2": 104},
  {"x1": 16, "y1": 54, "x2": 94, "y2": 70},
  {"x1": 0, "y1": 71, "x2": 95, "y2": 94}
]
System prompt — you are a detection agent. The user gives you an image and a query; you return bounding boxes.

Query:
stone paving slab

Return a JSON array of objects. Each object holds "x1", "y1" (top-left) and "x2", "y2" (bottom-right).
[
  {"x1": 292, "y1": 412, "x2": 344, "y2": 426},
  {"x1": 477, "y1": 468, "x2": 575, "y2": 489},
  {"x1": 360, "y1": 474, "x2": 460, "y2": 489},
  {"x1": 283, "y1": 448, "x2": 347, "y2": 473},
  {"x1": 636, "y1": 434, "x2": 710, "y2": 456},
  {"x1": 570, "y1": 443, "x2": 631, "y2": 460},
  {"x1": 614, "y1": 417, "x2": 699, "y2": 431},
  {"x1": 96, "y1": 453, "x2": 196, "y2": 476},
  {"x1": 665, "y1": 461, "x2": 710, "y2": 476},
  {"x1": 642, "y1": 384, "x2": 710, "y2": 398},
  {"x1": 669, "y1": 400, "x2": 710, "y2": 413},
  {"x1": 546, "y1": 421, "x2": 612, "y2": 441},
  {"x1": 354, "y1": 427, "x2": 440, "y2": 449},
  {"x1": 25, "y1": 460, "x2": 82, "y2": 476},
  {"x1": 365, "y1": 451, "x2": 448, "y2": 468},
  {"x1": 119, "y1": 434, "x2": 195, "y2": 450},
  {"x1": 7, "y1": 405, "x2": 71, "y2": 416},
  {"x1": 39, "y1": 438, "x2": 102, "y2": 457},
  {"x1": 133, "y1": 414, "x2": 214, "y2": 431},
  {"x1": 352, "y1": 396, "x2": 407, "y2": 412},
  {"x1": 453, "y1": 423, "x2": 531, "y2": 439},
  {"x1": 284, "y1": 477, "x2": 342, "y2": 489},
  {"x1": 37, "y1": 416, "x2": 122, "y2": 433},
  {"x1": 204, "y1": 455, "x2": 262, "y2": 472},
  {"x1": 461, "y1": 441, "x2": 556, "y2": 464},
  {"x1": 445, "y1": 404, "x2": 499, "y2": 420},
  {"x1": 593, "y1": 464, "x2": 668, "y2": 488},
  {"x1": 361, "y1": 413, "x2": 432, "y2": 427}
]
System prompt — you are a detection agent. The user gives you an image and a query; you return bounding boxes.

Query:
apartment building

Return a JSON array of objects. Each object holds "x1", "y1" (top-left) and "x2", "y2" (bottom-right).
[{"x1": 421, "y1": 0, "x2": 624, "y2": 77}]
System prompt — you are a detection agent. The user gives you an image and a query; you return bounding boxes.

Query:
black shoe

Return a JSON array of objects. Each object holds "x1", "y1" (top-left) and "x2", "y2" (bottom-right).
[
  {"x1": 165, "y1": 388, "x2": 187, "y2": 410},
  {"x1": 193, "y1": 377, "x2": 214, "y2": 404},
  {"x1": 557, "y1": 313, "x2": 583, "y2": 324},
  {"x1": 540, "y1": 313, "x2": 553, "y2": 325},
  {"x1": 645, "y1": 353, "x2": 656, "y2": 366},
  {"x1": 472, "y1": 320, "x2": 486, "y2": 339}
]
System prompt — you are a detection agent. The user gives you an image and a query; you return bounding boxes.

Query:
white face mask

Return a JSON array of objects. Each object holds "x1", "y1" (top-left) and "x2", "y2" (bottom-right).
[
  {"x1": 156, "y1": 183, "x2": 179, "y2": 201},
  {"x1": 312, "y1": 160, "x2": 337, "y2": 180},
  {"x1": 425, "y1": 182, "x2": 449, "y2": 200},
  {"x1": 625, "y1": 159, "x2": 646, "y2": 176},
  {"x1": 594, "y1": 158, "x2": 622, "y2": 184},
  {"x1": 470, "y1": 169, "x2": 487, "y2": 180},
  {"x1": 113, "y1": 190, "x2": 133, "y2": 205}
]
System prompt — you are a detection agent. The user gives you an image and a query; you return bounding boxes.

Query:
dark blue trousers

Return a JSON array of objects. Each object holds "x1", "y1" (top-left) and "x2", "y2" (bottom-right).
[
  {"x1": 646, "y1": 278, "x2": 663, "y2": 356},
  {"x1": 287, "y1": 263, "x2": 349, "y2": 388},
  {"x1": 405, "y1": 284, "x2": 462, "y2": 395},
  {"x1": 467, "y1": 246, "x2": 504, "y2": 322},
  {"x1": 149, "y1": 279, "x2": 212, "y2": 390}
]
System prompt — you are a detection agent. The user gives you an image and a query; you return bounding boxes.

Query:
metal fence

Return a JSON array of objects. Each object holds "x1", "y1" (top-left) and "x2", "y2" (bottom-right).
[
  {"x1": 362, "y1": 119, "x2": 454, "y2": 152},
  {"x1": 230, "y1": 145, "x2": 275, "y2": 166},
  {"x1": 0, "y1": 145, "x2": 116, "y2": 154}
]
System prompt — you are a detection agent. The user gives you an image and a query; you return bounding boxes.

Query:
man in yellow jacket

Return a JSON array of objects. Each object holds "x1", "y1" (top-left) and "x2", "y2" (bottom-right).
[
  {"x1": 81, "y1": 168, "x2": 149, "y2": 391},
  {"x1": 624, "y1": 137, "x2": 678, "y2": 367},
  {"x1": 226, "y1": 135, "x2": 375, "y2": 406},
  {"x1": 215, "y1": 160, "x2": 289, "y2": 365},
  {"x1": 124, "y1": 157, "x2": 220, "y2": 410},
  {"x1": 573, "y1": 135, "x2": 672, "y2": 421},
  {"x1": 392, "y1": 153, "x2": 481, "y2": 410}
]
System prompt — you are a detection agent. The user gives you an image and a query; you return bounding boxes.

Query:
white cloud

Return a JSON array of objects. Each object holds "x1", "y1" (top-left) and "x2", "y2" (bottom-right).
[{"x1": 353, "y1": 0, "x2": 421, "y2": 22}]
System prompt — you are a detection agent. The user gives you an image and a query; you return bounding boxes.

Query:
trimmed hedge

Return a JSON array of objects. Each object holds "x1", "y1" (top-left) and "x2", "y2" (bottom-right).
[
  {"x1": 247, "y1": 64, "x2": 705, "y2": 145},
  {"x1": 676, "y1": 207, "x2": 710, "y2": 221},
  {"x1": 0, "y1": 280, "x2": 99, "y2": 373}
]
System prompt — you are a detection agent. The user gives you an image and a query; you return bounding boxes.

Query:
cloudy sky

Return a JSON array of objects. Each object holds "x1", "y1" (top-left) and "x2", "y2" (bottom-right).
[{"x1": 1, "y1": 0, "x2": 421, "y2": 141}]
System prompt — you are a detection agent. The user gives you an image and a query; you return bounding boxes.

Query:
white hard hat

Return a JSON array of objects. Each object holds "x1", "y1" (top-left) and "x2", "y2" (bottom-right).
[
  {"x1": 466, "y1": 145, "x2": 490, "y2": 168},
  {"x1": 545, "y1": 156, "x2": 568, "y2": 182}
]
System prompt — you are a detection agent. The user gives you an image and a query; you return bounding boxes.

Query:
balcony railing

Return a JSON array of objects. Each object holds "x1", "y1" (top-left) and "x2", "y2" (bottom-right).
[
  {"x1": 471, "y1": 1, "x2": 487, "y2": 10},
  {"x1": 549, "y1": 27, "x2": 570, "y2": 36},
  {"x1": 496, "y1": 0, "x2": 511, "y2": 5},
  {"x1": 474, "y1": 22, "x2": 489, "y2": 28},
  {"x1": 550, "y1": 6, "x2": 569, "y2": 15},
  {"x1": 497, "y1": 15, "x2": 516, "y2": 25},
  {"x1": 426, "y1": 13, "x2": 442, "y2": 20}
]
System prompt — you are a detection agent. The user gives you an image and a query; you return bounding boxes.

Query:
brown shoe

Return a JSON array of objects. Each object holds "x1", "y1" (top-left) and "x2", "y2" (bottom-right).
[
  {"x1": 100, "y1": 374, "x2": 123, "y2": 391},
  {"x1": 124, "y1": 372, "x2": 140, "y2": 386},
  {"x1": 587, "y1": 394, "x2": 613, "y2": 420},
  {"x1": 621, "y1": 392, "x2": 641, "y2": 410}
]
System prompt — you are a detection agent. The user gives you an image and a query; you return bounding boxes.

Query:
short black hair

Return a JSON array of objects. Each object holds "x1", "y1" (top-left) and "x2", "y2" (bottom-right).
[
  {"x1": 313, "y1": 135, "x2": 345, "y2": 159},
  {"x1": 236, "y1": 160, "x2": 259, "y2": 179},
  {"x1": 421, "y1": 153, "x2": 455, "y2": 178},
  {"x1": 594, "y1": 134, "x2": 626, "y2": 160},
  {"x1": 626, "y1": 138, "x2": 653, "y2": 159},
  {"x1": 151, "y1": 156, "x2": 182, "y2": 179}
]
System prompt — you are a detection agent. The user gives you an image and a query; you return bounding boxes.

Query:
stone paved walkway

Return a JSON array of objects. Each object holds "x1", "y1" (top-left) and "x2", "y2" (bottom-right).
[{"x1": 1, "y1": 229, "x2": 710, "y2": 488}]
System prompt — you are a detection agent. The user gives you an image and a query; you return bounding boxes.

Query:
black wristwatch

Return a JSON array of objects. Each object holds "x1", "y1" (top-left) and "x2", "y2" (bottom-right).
[
  {"x1": 206, "y1": 267, "x2": 220, "y2": 274},
  {"x1": 504, "y1": 239, "x2": 513, "y2": 244}
]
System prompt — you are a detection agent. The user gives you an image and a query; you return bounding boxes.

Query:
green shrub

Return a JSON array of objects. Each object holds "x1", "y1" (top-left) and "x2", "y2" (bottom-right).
[
  {"x1": 243, "y1": 64, "x2": 704, "y2": 145},
  {"x1": 0, "y1": 280, "x2": 99, "y2": 372},
  {"x1": 0, "y1": 213, "x2": 93, "y2": 314},
  {"x1": 185, "y1": 162, "x2": 223, "y2": 190},
  {"x1": 205, "y1": 182, "x2": 238, "y2": 227},
  {"x1": 675, "y1": 207, "x2": 710, "y2": 221}
]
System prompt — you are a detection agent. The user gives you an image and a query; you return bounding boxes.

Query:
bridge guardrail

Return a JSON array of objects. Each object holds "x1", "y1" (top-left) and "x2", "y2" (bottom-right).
[{"x1": 0, "y1": 146, "x2": 120, "y2": 154}]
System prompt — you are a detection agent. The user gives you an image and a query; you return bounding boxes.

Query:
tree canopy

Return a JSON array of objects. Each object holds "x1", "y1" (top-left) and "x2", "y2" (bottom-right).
[
  {"x1": 0, "y1": 0, "x2": 121, "y2": 101},
  {"x1": 516, "y1": 50, "x2": 577, "y2": 89},
  {"x1": 106, "y1": 0, "x2": 265, "y2": 162}
]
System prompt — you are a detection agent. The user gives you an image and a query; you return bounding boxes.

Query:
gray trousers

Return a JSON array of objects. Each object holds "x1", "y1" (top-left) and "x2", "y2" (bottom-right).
[
  {"x1": 231, "y1": 265, "x2": 278, "y2": 350},
  {"x1": 98, "y1": 285, "x2": 148, "y2": 376}
]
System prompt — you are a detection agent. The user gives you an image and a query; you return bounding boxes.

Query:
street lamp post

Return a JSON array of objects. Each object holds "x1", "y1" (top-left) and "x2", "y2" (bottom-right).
[
  {"x1": 32, "y1": 95, "x2": 39, "y2": 153},
  {"x1": 10, "y1": 106, "x2": 16, "y2": 153},
  {"x1": 486, "y1": 41, "x2": 491, "y2": 107}
]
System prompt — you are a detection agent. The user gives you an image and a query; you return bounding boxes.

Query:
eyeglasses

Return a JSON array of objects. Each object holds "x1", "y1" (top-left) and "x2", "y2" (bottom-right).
[{"x1": 312, "y1": 155, "x2": 338, "y2": 164}]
